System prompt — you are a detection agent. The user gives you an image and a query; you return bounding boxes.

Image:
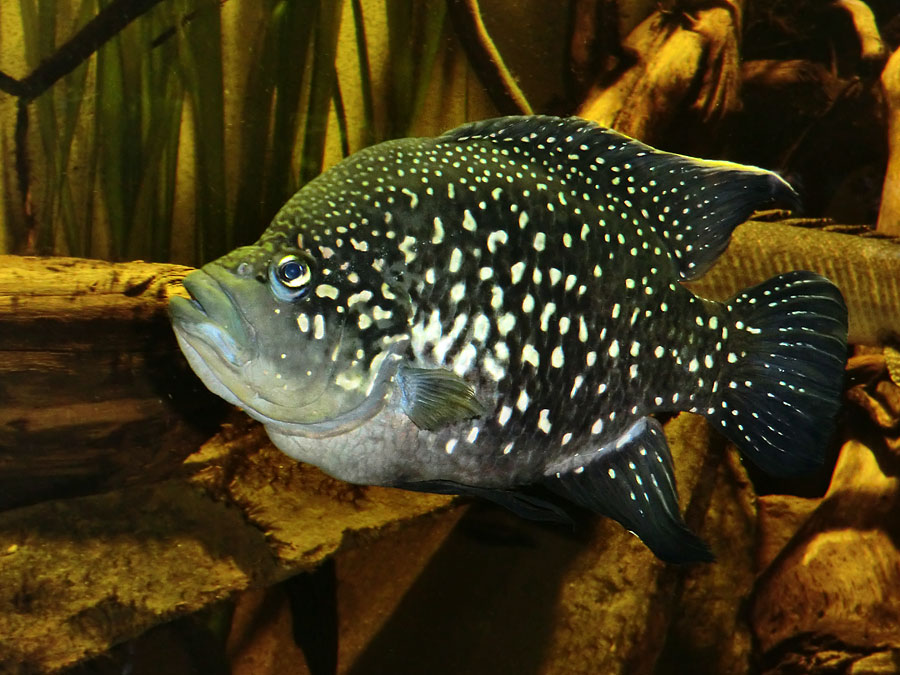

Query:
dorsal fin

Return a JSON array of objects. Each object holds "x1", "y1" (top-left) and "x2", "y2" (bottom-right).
[
  {"x1": 625, "y1": 149, "x2": 801, "y2": 280},
  {"x1": 440, "y1": 115, "x2": 800, "y2": 280}
]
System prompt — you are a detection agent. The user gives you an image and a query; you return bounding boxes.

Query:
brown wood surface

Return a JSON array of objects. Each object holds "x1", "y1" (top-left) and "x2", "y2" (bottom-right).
[
  {"x1": 576, "y1": 1, "x2": 744, "y2": 147},
  {"x1": 0, "y1": 418, "x2": 458, "y2": 673},
  {"x1": 0, "y1": 255, "x2": 227, "y2": 510}
]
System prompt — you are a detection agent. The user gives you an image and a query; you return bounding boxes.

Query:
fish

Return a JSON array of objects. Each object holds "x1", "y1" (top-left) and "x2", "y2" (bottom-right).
[
  {"x1": 169, "y1": 115, "x2": 848, "y2": 563},
  {"x1": 685, "y1": 219, "x2": 900, "y2": 345}
]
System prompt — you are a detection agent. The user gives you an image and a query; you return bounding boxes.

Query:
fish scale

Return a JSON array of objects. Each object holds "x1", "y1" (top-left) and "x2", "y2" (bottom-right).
[
  {"x1": 385, "y1": 150, "x2": 723, "y2": 471},
  {"x1": 170, "y1": 115, "x2": 848, "y2": 563}
]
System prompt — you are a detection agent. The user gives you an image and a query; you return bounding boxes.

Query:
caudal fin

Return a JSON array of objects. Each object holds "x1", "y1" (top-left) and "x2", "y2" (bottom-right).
[{"x1": 706, "y1": 271, "x2": 848, "y2": 476}]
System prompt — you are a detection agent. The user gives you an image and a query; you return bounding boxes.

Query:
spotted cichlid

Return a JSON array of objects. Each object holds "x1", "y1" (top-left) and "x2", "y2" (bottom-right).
[{"x1": 169, "y1": 116, "x2": 848, "y2": 562}]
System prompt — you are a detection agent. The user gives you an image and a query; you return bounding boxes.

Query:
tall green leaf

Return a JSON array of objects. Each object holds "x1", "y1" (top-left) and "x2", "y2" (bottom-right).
[
  {"x1": 264, "y1": 0, "x2": 318, "y2": 219},
  {"x1": 299, "y1": 0, "x2": 344, "y2": 186},
  {"x1": 350, "y1": 0, "x2": 375, "y2": 148},
  {"x1": 385, "y1": 0, "x2": 446, "y2": 139},
  {"x1": 231, "y1": 1, "x2": 280, "y2": 248},
  {"x1": 175, "y1": 0, "x2": 228, "y2": 264}
]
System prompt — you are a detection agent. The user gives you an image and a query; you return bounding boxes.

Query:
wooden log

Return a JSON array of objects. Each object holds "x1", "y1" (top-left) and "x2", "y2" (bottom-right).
[
  {"x1": 877, "y1": 46, "x2": 900, "y2": 235},
  {"x1": 685, "y1": 220, "x2": 900, "y2": 345},
  {"x1": 0, "y1": 255, "x2": 228, "y2": 510},
  {"x1": 834, "y1": 0, "x2": 886, "y2": 66},
  {"x1": 0, "y1": 418, "x2": 458, "y2": 673},
  {"x1": 751, "y1": 440, "x2": 900, "y2": 674},
  {"x1": 751, "y1": 359, "x2": 900, "y2": 673},
  {"x1": 226, "y1": 506, "x2": 466, "y2": 674},
  {"x1": 576, "y1": 2, "x2": 744, "y2": 148}
]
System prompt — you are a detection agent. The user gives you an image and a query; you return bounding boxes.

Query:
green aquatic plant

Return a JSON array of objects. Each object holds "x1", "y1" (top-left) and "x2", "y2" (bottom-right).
[
  {"x1": 18, "y1": 0, "x2": 98, "y2": 256},
  {"x1": 229, "y1": 0, "x2": 349, "y2": 259},
  {"x1": 299, "y1": 0, "x2": 344, "y2": 187},
  {"x1": 15, "y1": 0, "x2": 187, "y2": 261},
  {"x1": 350, "y1": 0, "x2": 376, "y2": 148},
  {"x1": 172, "y1": 0, "x2": 227, "y2": 264},
  {"x1": 5, "y1": 0, "x2": 454, "y2": 265},
  {"x1": 96, "y1": 0, "x2": 187, "y2": 262},
  {"x1": 384, "y1": 0, "x2": 446, "y2": 139}
]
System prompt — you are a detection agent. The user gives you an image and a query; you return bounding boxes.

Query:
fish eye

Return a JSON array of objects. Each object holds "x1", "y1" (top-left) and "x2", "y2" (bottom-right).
[
  {"x1": 269, "y1": 254, "x2": 313, "y2": 298},
  {"x1": 278, "y1": 257, "x2": 309, "y2": 287}
]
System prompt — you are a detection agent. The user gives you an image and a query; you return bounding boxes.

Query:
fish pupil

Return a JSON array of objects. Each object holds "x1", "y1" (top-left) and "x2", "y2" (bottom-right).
[{"x1": 280, "y1": 261, "x2": 303, "y2": 281}]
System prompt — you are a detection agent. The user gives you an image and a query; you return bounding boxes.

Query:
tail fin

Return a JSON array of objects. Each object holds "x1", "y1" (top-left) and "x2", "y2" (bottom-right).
[{"x1": 706, "y1": 271, "x2": 848, "y2": 476}]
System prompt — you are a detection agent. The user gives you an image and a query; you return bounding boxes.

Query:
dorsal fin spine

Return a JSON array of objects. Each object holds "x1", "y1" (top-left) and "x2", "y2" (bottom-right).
[{"x1": 441, "y1": 115, "x2": 799, "y2": 281}]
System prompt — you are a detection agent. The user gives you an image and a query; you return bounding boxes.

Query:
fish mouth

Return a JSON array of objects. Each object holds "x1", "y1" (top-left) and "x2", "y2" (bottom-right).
[
  {"x1": 170, "y1": 268, "x2": 408, "y2": 437},
  {"x1": 169, "y1": 269, "x2": 258, "y2": 419},
  {"x1": 169, "y1": 270, "x2": 254, "y2": 367}
]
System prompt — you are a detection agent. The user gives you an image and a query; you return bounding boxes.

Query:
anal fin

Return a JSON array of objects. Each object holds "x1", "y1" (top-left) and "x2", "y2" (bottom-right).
[{"x1": 543, "y1": 417, "x2": 712, "y2": 563}]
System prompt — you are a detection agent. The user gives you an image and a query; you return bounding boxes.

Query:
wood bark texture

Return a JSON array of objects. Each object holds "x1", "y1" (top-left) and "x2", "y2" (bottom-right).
[
  {"x1": 0, "y1": 255, "x2": 227, "y2": 510},
  {"x1": 0, "y1": 418, "x2": 458, "y2": 673},
  {"x1": 576, "y1": 1, "x2": 744, "y2": 145},
  {"x1": 750, "y1": 348, "x2": 900, "y2": 674}
]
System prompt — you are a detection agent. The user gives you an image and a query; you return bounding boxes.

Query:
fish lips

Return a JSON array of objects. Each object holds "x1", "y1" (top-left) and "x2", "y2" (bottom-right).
[{"x1": 169, "y1": 269, "x2": 254, "y2": 368}]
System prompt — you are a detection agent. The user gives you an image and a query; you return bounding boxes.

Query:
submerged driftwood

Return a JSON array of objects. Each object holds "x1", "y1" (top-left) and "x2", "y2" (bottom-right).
[
  {"x1": 686, "y1": 219, "x2": 900, "y2": 345},
  {"x1": 0, "y1": 418, "x2": 458, "y2": 673},
  {"x1": 0, "y1": 255, "x2": 227, "y2": 510},
  {"x1": 878, "y1": 44, "x2": 900, "y2": 235},
  {"x1": 749, "y1": 349, "x2": 900, "y2": 674},
  {"x1": 576, "y1": 1, "x2": 744, "y2": 146}
]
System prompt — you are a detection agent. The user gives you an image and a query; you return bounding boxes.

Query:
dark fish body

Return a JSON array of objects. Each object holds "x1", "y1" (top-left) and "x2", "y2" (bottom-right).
[{"x1": 170, "y1": 116, "x2": 848, "y2": 562}]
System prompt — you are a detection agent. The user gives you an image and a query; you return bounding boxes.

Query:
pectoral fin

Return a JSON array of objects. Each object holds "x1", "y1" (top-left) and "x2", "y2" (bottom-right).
[{"x1": 397, "y1": 366, "x2": 486, "y2": 430}]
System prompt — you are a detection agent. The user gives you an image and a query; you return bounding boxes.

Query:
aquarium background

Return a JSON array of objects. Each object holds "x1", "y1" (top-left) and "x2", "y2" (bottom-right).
[
  {"x1": 3, "y1": 0, "x2": 900, "y2": 674},
  {"x1": 0, "y1": 0, "x2": 573, "y2": 266},
  {"x1": 1, "y1": 0, "x2": 893, "y2": 270}
]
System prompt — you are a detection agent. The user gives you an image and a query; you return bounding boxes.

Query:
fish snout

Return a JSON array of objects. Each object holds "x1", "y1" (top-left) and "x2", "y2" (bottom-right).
[{"x1": 169, "y1": 268, "x2": 253, "y2": 367}]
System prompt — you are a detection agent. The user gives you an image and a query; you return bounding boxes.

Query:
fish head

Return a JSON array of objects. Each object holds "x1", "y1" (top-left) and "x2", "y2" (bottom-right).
[{"x1": 169, "y1": 232, "x2": 411, "y2": 436}]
